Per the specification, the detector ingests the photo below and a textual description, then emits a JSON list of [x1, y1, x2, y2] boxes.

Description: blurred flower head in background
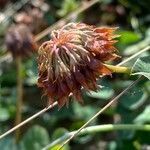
[[14, 7, 46, 34], [38, 22, 119, 107], [5, 24, 36, 58]]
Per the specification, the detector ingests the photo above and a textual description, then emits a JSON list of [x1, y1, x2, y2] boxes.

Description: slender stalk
[[104, 64, 131, 74], [0, 102, 58, 140], [0, 44, 147, 140], [0, 0, 100, 64], [58, 76, 142, 150], [43, 124, 150, 150], [117, 46, 150, 66], [0, 0, 148, 144], [15, 56, 23, 142], [0, 73, 143, 140]]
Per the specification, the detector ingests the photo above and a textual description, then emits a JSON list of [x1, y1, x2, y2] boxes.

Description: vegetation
[[0, 0, 150, 150]]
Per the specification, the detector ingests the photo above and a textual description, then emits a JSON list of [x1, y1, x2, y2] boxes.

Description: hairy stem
[[15, 56, 23, 142], [104, 64, 131, 74]]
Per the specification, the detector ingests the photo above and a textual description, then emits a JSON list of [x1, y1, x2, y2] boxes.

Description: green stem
[[15, 56, 23, 142], [43, 124, 150, 150], [104, 64, 131, 74]]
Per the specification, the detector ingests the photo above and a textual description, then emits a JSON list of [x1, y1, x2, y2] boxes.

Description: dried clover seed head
[[5, 24, 36, 58], [14, 8, 45, 34], [38, 22, 119, 107]]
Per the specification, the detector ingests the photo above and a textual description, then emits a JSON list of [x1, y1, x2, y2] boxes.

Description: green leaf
[[52, 128, 68, 140], [117, 105, 139, 123], [87, 88, 114, 100], [53, 105, 74, 120], [131, 56, 150, 80], [134, 105, 150, 124], [119, 86, 147, 110], [57, 0, 78, 17], [73, 102, 97, 121], [107, 141, 117, 150], [118, 30, 141, 45], [0, 107, 10, 121], [0, 137, 17, 150], [20, 125, 49, 150], [50, 144, 70, 150], [87, 80, 114, 100], [51, 128, 70, 150]]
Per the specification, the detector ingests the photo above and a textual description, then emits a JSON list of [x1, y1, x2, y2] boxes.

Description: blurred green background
[[0, 0, 150, 149]]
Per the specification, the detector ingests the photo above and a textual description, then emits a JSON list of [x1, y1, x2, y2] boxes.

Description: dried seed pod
[[5, 24, 36, 58], [14, 12, 33, 25], [38, 22, 119, 107], [14, 8, 46, 34]]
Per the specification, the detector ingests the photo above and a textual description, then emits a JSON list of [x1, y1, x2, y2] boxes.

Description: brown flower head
[[14, 8, 45, 34], [38, 22, 119, 107], [5, 24, 36, 58]]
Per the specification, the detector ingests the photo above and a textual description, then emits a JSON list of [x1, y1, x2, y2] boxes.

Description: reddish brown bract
[[38, 23, 119, 107]]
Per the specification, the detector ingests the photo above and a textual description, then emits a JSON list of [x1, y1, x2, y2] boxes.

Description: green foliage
[[87, 87, 114, 100], [20, 125, 50, 150], [119, 86, 147, 110], [86, 80, 114, 100], [50, 144, 70, 150], [51, 128, 70, 150], [118, 30, 141, 46], [0, 107, 10, 122], [134, 105, 150, 124], [25, 58, 38, 85], [0, 0, 150, 150], [52, 128, 68, 140], [57, 0, 78, 17], [0, 137, 17, 150], [72, 102, 98, 121], [131, 56, 150, 80]]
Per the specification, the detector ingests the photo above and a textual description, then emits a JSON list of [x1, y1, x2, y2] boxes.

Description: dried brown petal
[[37, 22, 119, 107]]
